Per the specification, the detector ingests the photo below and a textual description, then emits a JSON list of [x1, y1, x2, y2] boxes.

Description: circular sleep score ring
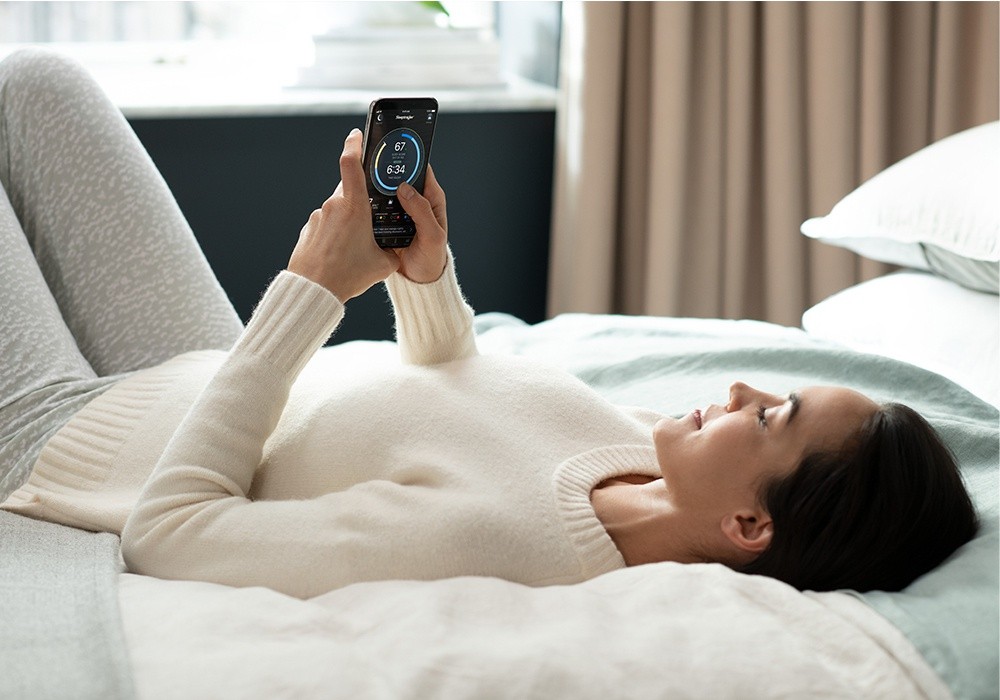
[[371, 127, 424, 196]]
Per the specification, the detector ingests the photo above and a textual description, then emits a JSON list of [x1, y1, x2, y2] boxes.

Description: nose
[[726, 381, 757, 411], [727, 381, 786, 413]]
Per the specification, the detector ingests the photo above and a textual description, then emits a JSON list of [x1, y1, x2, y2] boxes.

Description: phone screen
[[362, 97, 438, 248]]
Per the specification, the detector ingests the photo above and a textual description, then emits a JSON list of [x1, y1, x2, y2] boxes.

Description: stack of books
[[295, 27, 504, 90]]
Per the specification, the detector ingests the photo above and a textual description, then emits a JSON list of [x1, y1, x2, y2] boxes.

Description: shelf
[[114, 75, 558, 120]]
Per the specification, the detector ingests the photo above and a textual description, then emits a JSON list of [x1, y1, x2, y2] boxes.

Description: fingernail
[[397, 182, 414, 199]]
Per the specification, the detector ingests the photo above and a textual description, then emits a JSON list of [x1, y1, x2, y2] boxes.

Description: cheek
[[656, 420, 758, 491], [653, 417, 721, 489]]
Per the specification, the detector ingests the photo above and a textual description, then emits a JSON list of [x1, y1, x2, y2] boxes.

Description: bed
[[2, 125, 997, 699]]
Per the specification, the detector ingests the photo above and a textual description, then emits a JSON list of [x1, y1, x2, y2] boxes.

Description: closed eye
[[756, 404, 767, 427]]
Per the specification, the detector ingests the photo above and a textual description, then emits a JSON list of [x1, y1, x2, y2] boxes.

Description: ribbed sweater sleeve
[[120, 270, 347, 597], [384, 247, 478, 364]]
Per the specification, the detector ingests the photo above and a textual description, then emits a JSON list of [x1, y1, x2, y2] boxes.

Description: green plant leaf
[[419, 1, 450, 18]]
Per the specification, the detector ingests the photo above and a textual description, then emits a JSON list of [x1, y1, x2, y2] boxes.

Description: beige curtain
[[548, 1, 1000, 326]]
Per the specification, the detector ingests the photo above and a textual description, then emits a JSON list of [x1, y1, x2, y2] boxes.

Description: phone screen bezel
[[361, 97, 438, 248]]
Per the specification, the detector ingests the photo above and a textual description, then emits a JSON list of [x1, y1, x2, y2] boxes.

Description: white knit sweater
[[3, 254, 662, 599]]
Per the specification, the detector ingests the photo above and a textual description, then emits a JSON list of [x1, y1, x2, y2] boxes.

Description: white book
[[314, 40, 500, 64], [295, 62, 506, 90], [313, 27, 492, 43], [312, 29, 500, 64]]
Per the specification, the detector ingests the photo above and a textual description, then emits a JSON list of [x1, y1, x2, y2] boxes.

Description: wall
[[130, 109, 555, 343]]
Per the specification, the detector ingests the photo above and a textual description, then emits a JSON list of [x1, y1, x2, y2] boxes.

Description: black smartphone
[[361, 97, 438, 248]]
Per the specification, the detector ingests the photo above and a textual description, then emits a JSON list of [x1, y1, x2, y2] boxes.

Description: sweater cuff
[[384, 248, 475, 360], [230, 270, 344, 378]]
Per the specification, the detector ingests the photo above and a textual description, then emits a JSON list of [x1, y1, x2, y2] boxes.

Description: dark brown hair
[[739, 403, 978, 592]]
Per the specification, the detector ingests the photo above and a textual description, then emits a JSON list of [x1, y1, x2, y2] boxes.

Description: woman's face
[[653, 382, 879, 518]]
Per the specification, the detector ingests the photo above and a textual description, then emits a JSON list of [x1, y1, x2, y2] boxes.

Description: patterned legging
[[0, 49, 243, 500]]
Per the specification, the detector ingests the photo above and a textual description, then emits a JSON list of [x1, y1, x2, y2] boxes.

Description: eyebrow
[[787, 392, 801, 426]]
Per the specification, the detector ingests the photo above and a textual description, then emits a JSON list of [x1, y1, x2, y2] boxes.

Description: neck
[[591, 478, 705, 567]]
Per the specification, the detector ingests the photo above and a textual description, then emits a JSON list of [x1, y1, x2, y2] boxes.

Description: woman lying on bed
[[0, 48, 977, 600]]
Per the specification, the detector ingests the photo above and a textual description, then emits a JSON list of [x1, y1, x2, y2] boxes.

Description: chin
[[653, 416, 673, 435], [652, 418, 671, 455], [653, 415, 691, 447], [652, 418, 677, 481]]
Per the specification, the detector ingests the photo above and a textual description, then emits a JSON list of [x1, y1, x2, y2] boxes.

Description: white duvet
[[119, 561, 949, 699]]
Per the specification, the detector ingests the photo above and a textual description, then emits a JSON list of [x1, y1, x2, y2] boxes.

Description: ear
[[720, 511, 773, 555]]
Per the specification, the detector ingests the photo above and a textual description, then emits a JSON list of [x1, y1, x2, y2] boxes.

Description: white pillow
[[802, 271, 999, 407], [801, 122, 999, 293]]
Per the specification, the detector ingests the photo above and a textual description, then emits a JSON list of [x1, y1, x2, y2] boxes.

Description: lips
[[693, 409, 702, 429]]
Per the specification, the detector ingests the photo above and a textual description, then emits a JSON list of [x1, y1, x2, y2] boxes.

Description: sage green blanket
[[476, 311, 999, 700], [0, 510, 134, 699]]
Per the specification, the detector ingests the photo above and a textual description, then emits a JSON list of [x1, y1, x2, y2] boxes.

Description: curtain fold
[[549, 1, 999, 326]]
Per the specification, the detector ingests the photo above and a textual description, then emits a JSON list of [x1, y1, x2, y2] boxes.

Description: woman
[[0, 49, 977, 599]]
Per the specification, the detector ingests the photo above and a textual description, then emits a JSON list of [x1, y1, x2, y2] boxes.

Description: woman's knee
[[0, 47, 100, 105]]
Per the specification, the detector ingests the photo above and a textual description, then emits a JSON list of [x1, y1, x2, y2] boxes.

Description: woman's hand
[[394, 165, 448, 283], [286, 129, 400, 301]]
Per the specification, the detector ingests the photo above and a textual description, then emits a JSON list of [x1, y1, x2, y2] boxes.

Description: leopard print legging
[[0, 48, 243, 500]]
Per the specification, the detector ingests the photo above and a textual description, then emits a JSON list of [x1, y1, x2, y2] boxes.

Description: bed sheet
[[118, 312, 998, 700]]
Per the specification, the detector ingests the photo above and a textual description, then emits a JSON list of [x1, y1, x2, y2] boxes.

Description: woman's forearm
[[385, 247, 478, 365], [120, 271, 343, 588]]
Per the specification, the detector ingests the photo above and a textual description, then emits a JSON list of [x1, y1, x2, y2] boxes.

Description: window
[[0, 1, 560, 101]]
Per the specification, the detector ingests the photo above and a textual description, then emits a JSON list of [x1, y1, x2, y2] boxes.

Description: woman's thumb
[[397, 182, 432, 224]]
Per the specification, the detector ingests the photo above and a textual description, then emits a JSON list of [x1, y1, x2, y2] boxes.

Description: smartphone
[[361, 97, 438, 248]]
